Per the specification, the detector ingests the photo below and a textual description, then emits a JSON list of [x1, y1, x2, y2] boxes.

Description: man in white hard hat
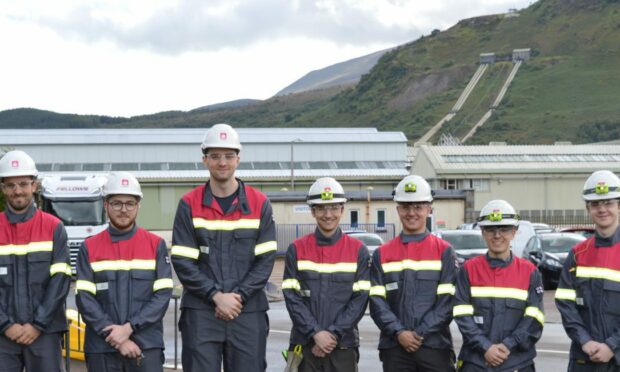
[[556, 170, 620, 371], [75, 171, 173, 371], [282, 177, 370, 372], [370, 175, 457, 372], [0, 150, 71, 371], [454, 199, 544, 372], [171, 123, 277, 372]]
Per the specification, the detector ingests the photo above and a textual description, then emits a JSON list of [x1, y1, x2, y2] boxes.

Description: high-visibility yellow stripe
[[470, 286, 528, 301], [353, 280, 371, 292], [153, 278, 174, 291], [193, 218, 260, 231], [577, 266, 620, 283], [50, 263, 72, 276], [453, 304, 474, 316], [370, 286, 386, 297], [555, 288, 577, 301], [381, 259, 441, 273], [297, 260, 357, 273], [282, 278, 301, 291], [255, 241, 277, 256], [170, 245, 200, 260], [76, 280, 97, 295], [525, 306, 545, 325], [0, 241, 53, 255], [91, 259, 156, 272], [437, 283, 455, 296]]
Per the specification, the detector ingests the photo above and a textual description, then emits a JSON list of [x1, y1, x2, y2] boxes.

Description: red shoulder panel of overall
[[184, 184, 265, 220], [465, 255, 535, 290], [294, 233, 361, 264], [379, 234, 449, 265], [0, 210, 60, 244], [573, 237, 620, 270], [85, 227, 159, 263]]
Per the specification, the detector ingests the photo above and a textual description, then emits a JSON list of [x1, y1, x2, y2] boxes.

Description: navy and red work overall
[[0, 204, 71, 372], [370, 232, 457, 372], [171, 180, 277, 372], [282, 228, 370, 372], [75, 225, 173, 372], [556, 227, 620, 371], [453, 253, 544, 372]]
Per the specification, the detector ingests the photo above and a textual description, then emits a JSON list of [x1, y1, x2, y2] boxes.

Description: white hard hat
[[103, 172, 143, 199], [0, 150, 38, 179], [478, 199, 519, 227], [201, 123, 242, 152], [393, 175, 433, 203], [307, 177, 347, 205], [582, 170, 620, 201]]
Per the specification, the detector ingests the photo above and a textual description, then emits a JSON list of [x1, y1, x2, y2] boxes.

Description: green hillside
[[1, 0, 620, 144]]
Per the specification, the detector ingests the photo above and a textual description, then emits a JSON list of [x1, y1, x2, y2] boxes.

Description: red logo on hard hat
[[219, 132, 227, 140], [121, 179, 129, 187], [11, 160, 19, 168]]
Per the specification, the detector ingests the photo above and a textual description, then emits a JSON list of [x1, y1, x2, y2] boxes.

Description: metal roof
[[416, 144, 620, 174], [0, 128, 406, 145]]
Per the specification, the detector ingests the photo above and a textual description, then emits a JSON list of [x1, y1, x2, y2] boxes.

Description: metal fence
[[518, 211, 594, 230], [275, 223, 397, 254]]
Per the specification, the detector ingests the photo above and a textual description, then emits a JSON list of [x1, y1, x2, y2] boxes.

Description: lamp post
[[290, 138, 303, 190], [366, 186, 374, 224]]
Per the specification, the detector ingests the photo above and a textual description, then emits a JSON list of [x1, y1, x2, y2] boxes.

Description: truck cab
[[40, 174, 108, 274]]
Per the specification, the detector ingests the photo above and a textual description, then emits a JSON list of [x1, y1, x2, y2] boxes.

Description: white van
[[511, 220, 536, 258]]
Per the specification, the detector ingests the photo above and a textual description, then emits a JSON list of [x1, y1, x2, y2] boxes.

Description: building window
[[472, 179, 490, 192], [350, 210, 359, 228], [377, 210, 386, 228], [440, 179, 458, 190]]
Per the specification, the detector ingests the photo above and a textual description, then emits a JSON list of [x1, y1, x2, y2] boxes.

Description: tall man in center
[[283, 177, 370, 372], [171, 123, 277, 372], [370, 175, 457, 372]]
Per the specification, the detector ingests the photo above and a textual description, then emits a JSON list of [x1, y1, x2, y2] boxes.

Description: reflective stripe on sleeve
[[193, 218, 260, 231], [0, 241, 53, 255], [282, 278, 301, 291], [370, 286, 387, 298], [525, 306, 545, 325], [91, 259, 156, 272], [453, 304, 474, 317], [437, 283, 455, 296], [577, 266, 620, 283], [470, 286, 528, 301], [170, 245, 200, 260], [555, 288, 577, 301], [381, 259, 441, 273], [352, 280, 371, 292], [50, 262, 72, 276], [297, 260, 357, 273], [153, 278, 174, 291], [255, 241, 277, 256], [76, 280, 97, 295]]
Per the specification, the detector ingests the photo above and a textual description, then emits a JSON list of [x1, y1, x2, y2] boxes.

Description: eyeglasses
[[205, 153, 238, 161], [312, 204, 342, 214], [397, 203, 430, 213], [587, 199, 619, 209], [1, 180, 34, 191], [109, 201, 139, 211], [482, 226, 515, 235]]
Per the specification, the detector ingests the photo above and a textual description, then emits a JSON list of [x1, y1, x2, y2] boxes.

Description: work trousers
[[0, 332, 64, 372], [568, 359, 620, 372], [298, 346, 358, 372], [180, 308, 269, 372], [379, 345, 456, 372], [85, 349, 164, 372], [458, 361, 535, 372]]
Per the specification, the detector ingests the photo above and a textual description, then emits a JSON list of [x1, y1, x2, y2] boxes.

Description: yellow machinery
[[63, 308, 86, 361]]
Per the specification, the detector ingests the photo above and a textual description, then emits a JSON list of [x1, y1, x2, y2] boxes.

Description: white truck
[[40, 174, 109, 274]]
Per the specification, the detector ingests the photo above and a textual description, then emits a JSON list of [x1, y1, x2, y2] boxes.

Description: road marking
[[538, 349, 569, 355], [270, 329, 290, 334]]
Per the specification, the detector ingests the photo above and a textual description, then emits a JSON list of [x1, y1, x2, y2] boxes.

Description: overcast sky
[[0, 0, 534, 117]]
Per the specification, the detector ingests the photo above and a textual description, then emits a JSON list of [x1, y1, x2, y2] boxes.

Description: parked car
[[522, 232, 586, 289], [511, 220, 537, 258], [433, 230, 487, 265], [560, 226, 595, 238], [343, 230, 384, 255], [532, 222, 555, 234]]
